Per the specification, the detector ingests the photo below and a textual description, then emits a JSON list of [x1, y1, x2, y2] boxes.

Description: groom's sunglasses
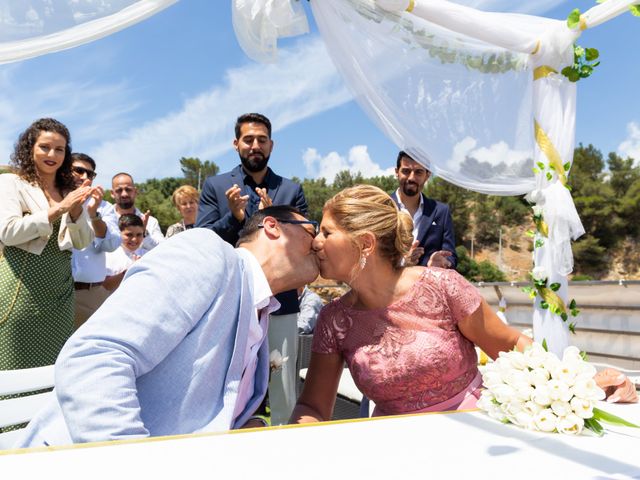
[[259, 218, 319, 239]]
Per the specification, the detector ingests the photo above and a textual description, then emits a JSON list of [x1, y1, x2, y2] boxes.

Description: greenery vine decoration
[[562, 1, 638, 82], [522, 267, 580, 333], [523, 202, 581, 333], [348, 0, 527, 75]]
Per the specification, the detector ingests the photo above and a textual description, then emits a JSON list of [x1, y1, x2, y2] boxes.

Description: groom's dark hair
[[236, 205, 303, 246]]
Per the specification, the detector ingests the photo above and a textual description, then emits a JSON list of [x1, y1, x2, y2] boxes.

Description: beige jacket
[[0, 173, 93, 255]]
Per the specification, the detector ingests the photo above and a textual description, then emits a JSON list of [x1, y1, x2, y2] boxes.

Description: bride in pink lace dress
[[291, 185, 637, 423]]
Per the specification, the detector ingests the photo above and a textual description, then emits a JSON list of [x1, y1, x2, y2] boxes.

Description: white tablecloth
[[1, 402, 638, 478]]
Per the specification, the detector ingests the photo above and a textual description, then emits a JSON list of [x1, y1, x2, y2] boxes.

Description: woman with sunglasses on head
[[0, 118, 94, 372], [291, 185, 637, 424]]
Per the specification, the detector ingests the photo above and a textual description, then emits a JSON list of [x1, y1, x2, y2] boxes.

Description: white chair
[[0, 365, 55, 449]]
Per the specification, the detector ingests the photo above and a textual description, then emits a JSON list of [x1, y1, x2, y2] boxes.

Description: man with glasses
[[197, 113, 310, 425], [109, 172, 164, 253], [16, 206, 320, 447], [70, 153, 121, 328]]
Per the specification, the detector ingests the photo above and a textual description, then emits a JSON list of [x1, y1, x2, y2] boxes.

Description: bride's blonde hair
[[323, 184, 414, 269]]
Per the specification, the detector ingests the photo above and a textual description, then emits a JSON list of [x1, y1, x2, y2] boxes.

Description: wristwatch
[[90, 211, 101, 221]]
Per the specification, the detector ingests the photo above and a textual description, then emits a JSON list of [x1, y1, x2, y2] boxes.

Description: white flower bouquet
[[478, 343, 639, 435]]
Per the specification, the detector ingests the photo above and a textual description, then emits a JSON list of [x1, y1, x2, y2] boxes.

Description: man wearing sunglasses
[[196, 113, 310, 425], [109, 172, 164, 253], [16, 206, 319, 447], [70, 153, 121, 328]]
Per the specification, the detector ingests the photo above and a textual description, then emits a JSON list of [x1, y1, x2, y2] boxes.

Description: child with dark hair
[[103, 214, 146, 291]]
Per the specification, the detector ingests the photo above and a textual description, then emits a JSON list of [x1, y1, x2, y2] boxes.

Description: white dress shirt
[[232, 247, 280, 424], [71, 200, 121, 283], [394, 188, 425, 241]]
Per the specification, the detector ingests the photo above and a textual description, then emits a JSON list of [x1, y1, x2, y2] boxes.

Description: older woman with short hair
[[166, 185, 199, 238]]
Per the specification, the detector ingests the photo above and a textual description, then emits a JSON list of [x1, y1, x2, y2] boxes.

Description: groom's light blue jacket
[[16, 228, 274, 447]]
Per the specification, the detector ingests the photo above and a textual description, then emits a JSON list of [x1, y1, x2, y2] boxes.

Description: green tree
[[426, 177, 472, 246], [455, 246, 506, 282], [300, 177, 335, 223], [333, 170, 364, 189], [364, 175, 397, 194], [607, 152, 639, 198], [572, 234, 608, 276], [180, 157, 219, 190]]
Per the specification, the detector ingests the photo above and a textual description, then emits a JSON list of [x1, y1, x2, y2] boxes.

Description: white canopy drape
[[0, 0, 176, 64], [232, 0, 637, 355]]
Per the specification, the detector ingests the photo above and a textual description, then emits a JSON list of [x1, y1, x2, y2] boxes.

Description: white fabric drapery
[[231, 0, 636, 356], [231, 0, 310, 63], [0, 0, 176, 64]]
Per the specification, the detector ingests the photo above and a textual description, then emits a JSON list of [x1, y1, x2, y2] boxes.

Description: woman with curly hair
[[0, 118, 94, 371]]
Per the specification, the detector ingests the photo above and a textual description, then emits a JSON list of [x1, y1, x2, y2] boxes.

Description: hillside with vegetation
[[4, 144, 637, 281], [107, 145, 640, 281]]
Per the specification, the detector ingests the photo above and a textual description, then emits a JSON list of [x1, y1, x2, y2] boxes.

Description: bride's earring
[[359, 254, 368, 270]]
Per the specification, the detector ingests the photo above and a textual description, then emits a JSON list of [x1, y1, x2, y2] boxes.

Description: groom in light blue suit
[[15, 206, 319, 448]]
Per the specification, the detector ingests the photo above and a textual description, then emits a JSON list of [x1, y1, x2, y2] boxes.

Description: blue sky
[[0, 0, 638, 190]]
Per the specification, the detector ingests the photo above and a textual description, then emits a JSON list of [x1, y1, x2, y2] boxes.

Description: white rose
[[492, 384, 516, 404], [513, 381, 535, 402], [532, 205, 544, 217], [550, 363, 578, 386], [523, 400, 544, 416], [534, 408, 559, 432], [504, 350, 527, 371], [524, 343, 548, 369], [532, 385, 552, 406], [562, 346, 583, 363], [513, 411, 536, 430], [481, 369, 503, 389], [557, 413, 584, 435], [529, 367, 551, 387], [503, 369, 529, 387], [572, 378, 606, 401], [525, 189, 545, 205], [531, 266, 548, 282], [502, 400, 524, 417], [548, 379, 573, 402], [570, 397, 595, 419], [550, 400, 572, 417], [269, 349, 289, 372]]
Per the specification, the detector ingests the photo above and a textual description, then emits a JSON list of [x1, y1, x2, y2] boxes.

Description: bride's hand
[[594, 368, 638, 403]]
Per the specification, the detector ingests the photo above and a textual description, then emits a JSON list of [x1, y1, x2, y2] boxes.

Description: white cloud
[[88, 36, 351, 185], [0, 35, 351, 185], [0, 64, 140, 166], [449, 136, 531, 166], [303, 145, 395, 184], [618, 121, 640, 166]]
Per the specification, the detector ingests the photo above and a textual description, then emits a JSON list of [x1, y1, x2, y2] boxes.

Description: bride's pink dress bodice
[[313, 268, 482, 415]]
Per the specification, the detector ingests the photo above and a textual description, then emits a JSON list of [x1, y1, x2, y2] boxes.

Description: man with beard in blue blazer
[[390, 151, 457, 269], [196, 113, 308, 425]]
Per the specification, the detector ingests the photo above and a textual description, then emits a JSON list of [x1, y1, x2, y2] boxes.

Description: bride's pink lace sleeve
[[311, 300, 345, 354], [439, 269, 483, 324]]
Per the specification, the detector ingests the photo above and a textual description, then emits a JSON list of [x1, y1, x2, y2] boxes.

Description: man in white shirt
[[15, 205, 319, 447], [70, 153, 121, 329], [108, 172, 164, 253]]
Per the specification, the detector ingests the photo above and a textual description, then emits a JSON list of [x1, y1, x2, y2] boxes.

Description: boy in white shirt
[[104, 214, 146, 291]]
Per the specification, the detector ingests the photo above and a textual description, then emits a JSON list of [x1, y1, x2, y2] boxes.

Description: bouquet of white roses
[[478, 342, 639, 436]]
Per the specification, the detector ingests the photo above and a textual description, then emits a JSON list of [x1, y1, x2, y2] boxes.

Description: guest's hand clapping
[[256, 187, 272, 210], [225, 184, 249, 222]]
